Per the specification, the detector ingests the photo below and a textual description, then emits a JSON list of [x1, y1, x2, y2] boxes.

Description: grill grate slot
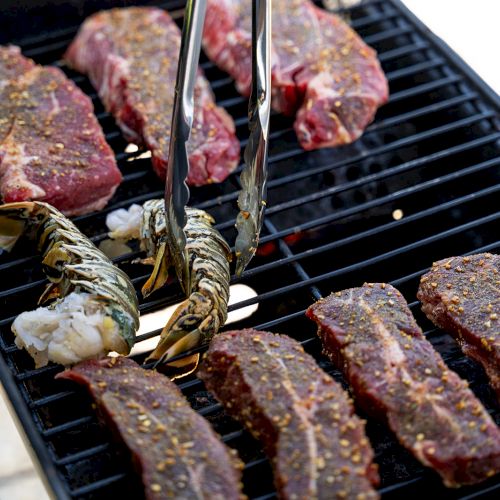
[[0, 1, 499, 499]]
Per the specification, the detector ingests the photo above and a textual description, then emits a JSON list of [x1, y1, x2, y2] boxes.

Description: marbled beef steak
[[307, 283, 500, 487], [65, 7, 240, 186], [58, 357, 244, 500], [199, 329, 380, 500], [203, 0, 388, 150], [418, 253, 500, 401], [0, 46, 121, 216]]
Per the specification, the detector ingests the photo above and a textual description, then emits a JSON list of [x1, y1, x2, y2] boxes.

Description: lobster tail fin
[[0, 202, 36, 252], [141, 242, 170, 298]]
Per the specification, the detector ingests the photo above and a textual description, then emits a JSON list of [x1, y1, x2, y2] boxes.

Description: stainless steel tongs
[[165, 0, 272, 289]]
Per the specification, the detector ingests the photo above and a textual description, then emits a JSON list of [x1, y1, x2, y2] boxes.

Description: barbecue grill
[[0, 0, 499, 498]]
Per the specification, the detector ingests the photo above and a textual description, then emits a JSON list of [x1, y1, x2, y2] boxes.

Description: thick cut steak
[[57, 357, 243, 500], [65, 7, 240, 186], [307, 283, 500, 487], [418, 254, 500, 400], [198, 329, 380, 500], [203, 0, 388, 150], [0, 46, 121, 216]]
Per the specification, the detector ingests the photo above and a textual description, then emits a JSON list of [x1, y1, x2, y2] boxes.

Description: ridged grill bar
[[0, 0, 499, 499]]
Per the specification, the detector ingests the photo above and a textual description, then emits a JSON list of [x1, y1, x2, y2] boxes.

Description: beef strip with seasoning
[[203, 0, 388, 151], [418, 253, 500, 400], [57, 356, 244, 500], [307, 283, 500, 487], [65, 7, 240, 186], [198, 329, 380, 500], [0, 46, 121, 216]]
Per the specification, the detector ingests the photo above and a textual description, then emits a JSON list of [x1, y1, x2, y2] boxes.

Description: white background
[[0, 1, 498, 499], [402, 0, 500, 93]]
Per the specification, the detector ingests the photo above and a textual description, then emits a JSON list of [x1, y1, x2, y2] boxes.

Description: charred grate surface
[[0, 1, 499, 499]]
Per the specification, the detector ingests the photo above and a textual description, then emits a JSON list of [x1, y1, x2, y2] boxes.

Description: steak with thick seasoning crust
[[0, 46, 121, 216], [57, 357, 244, 500], [418, 253, 500, 400], [307, 283, 500, 487], [198, 329, 379, 500], [65, 7, 240, 186], [203, 0, 388, 150]]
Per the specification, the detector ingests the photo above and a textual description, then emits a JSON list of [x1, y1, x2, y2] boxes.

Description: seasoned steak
[[307, 283, 500, 487], [198, 329, 380, 500], [65, 7, 240, 186], [418, 253, 500, 400], [57, 357, 243, 500], [203, 0, 388, 150], [0, 45, 36, 84], [0, 46, 121, 216]]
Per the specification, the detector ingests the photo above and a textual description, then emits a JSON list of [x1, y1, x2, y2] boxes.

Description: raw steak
[[203, 0, 388, 150], [418, 253, 500, 400], [307, 283, 500, 487], [198, 329, 380, 500], [57, 357, 243, 500], [0, 45, 36, 84], [65, 7, 240, 186], [0, 46, 121, 216]]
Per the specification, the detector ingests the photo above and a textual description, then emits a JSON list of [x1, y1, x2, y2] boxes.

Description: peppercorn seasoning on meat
[[203, 0, 388, 151], [198, 329, 380, 500], [57, 357, 244, 500], [0, 45, 36, 83], [65, 7, 240, 186], [418, 253, 500, 401], [306, 283, 500, 487], [0, 46, 122, 216]]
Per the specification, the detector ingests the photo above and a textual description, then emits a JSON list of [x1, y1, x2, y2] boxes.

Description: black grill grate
[[0, 1, 499, 499]]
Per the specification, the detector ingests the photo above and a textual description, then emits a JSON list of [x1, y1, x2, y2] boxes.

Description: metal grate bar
[[55, 443, 111, 467], [197, 117, 498, 214], [387, 75, 462, 103], [241, 183, 500, 281], [222, 239, 500, 350], [225, 211, 500, 312], [264, 219, 322, 301], [384, 57, 445, 80], [255, 146, 500, 245], [42, 416, 94, 438], [216, 114, 496, 229], [69, 473, 127, 497], [377, 40, 429, 62], [362, 26, 412, 45], [367, 92, 478, 132], [29, 391, 74, 409]]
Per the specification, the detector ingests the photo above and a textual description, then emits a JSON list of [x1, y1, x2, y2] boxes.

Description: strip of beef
[[418, 253, 500, 400], [306, 283, 500, 487], [0, 46, 121, 216], [203, 0, 388, 151], [65, 7, 240, 186], [0, 45, 36, 84], [198, 329, 379, 500], [57, 357, 243, 500]]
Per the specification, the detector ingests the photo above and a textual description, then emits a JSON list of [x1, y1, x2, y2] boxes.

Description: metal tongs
[[165, 0, 271, 290]]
